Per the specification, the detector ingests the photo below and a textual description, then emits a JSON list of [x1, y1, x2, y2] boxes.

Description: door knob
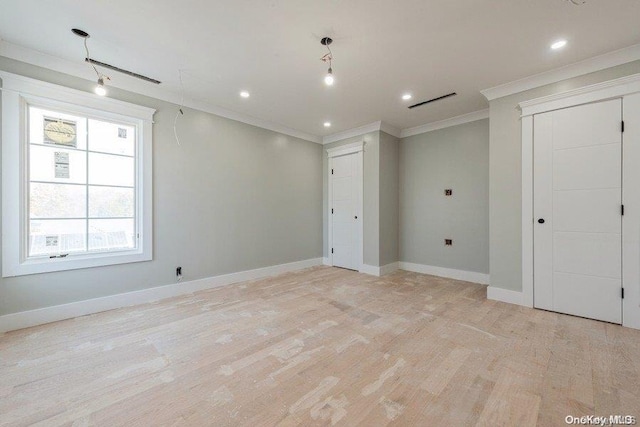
[[538, 218, 545, 224]]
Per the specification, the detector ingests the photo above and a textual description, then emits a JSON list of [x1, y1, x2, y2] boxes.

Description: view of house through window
[[28, 105, 137, 257]]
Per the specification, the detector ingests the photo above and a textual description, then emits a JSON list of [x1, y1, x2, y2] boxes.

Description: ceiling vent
[[408, 92, 457, 109]]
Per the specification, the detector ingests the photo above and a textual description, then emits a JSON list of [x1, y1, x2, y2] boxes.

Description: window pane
[[89, 186, 134, 218], [29, 219, 87, 256], [88, 119, 135, 156], [89, 219, 135, 251], [30, 145, 87, 184], [29, 106, 87, 150], [88, 153, 134, 187], [30, 183, 86, 219]]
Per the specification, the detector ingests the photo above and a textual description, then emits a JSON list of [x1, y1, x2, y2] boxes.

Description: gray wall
[[379, 131, 399, 266], [323, 132, 380, 266], [489, 60, 640, 292], [400, 119, 489, 274], [0, 56, 323, 316]]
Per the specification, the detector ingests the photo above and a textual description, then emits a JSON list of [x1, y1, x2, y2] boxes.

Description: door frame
[[327, 141, 364, 272], [519, 72, 640, 329]]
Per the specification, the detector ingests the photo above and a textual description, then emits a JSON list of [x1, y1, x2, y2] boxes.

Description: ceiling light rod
[[408, 92, 457, 109], [85, 58, 162, 84], [321, 37, 334, 86]]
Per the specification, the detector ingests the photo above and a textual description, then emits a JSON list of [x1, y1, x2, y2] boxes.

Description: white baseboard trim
[[486, 286, 525, 306], [380, 262, 399, 276], [359, 264, 380, 276], [322, 257, 331, 266], [359, 262, 399, 277], [398, 262, 490, 285], [0, 258, 323, 333]]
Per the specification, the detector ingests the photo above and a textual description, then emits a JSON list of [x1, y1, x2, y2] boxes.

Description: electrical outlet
[[445, 189, 453, 196], [445, 239, 453, 246]]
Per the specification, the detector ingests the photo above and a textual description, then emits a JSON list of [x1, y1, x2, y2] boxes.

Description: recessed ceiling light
[[402, 94, 412, 100], [240, 91, 250, 98], [551, 39, 567, 50], [324, 122, 331, 128]]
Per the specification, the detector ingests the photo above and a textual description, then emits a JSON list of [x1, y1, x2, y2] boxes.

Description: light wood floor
[[1, 266, 639, 426]]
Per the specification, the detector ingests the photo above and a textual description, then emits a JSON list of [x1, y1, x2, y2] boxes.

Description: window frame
[[1, 71, 155, 277]]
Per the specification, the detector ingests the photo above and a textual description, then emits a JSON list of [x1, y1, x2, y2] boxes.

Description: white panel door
[[533, 99, 622, 324], [331, 152, 360, 270]]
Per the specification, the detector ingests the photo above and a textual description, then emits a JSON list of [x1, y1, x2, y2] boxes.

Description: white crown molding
[[323, 121, 383, 144], [481, 43, 640, 101], [518, 72, 640, 117], [380, 122, 401, 138], [0, 257, 322, 333], [323, 110, 489, 144], [0, 40, 322, 144], [400, 109, 489, 138]]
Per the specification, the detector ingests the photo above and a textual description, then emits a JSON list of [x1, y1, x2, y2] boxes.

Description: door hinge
[[622, 288, 625, 299], [621, 121, 625, 133], [331, 168, 334, 175], [331, 208, 334, 214], [331, 248, 334, 254], [622, 205, 625, 216]]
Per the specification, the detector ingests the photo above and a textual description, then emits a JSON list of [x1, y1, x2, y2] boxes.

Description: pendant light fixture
[[94, 77, 107, 96], [72, 28, 111, 96], [321, 37, 334, 86]]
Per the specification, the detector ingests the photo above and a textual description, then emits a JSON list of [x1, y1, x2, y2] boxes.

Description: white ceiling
[[1, 0, 639, 140]]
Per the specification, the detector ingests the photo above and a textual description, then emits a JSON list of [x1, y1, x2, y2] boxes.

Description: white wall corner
[[486, 286, 526, 307], [398, 262, 490, 285], [0, 258, 323, 333], [399, 109, 489, 138], [322, 257, 331, 266], [480, 43, 640, 101]]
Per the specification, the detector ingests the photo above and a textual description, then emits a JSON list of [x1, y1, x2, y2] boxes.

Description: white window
[[1, 71, 154, 277]]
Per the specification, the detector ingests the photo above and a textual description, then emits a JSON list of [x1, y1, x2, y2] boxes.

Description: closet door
[[533, 99, 622, 324], [330, 152, 361, 270]]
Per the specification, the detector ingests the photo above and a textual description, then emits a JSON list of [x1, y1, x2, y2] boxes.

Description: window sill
[[2, 250, 152, 277]]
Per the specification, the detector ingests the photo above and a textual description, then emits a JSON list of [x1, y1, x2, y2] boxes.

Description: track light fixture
[[321, 37, 334, 86], [72, 28, 111, 96]]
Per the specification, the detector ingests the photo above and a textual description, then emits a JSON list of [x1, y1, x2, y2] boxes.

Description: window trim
[[1, 71, 155, 277]]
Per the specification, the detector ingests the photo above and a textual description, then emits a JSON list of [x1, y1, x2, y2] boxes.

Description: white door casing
[[533, 99, 622, 324], [622, 93, 640, 329], [327, 142, 363, 271]]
